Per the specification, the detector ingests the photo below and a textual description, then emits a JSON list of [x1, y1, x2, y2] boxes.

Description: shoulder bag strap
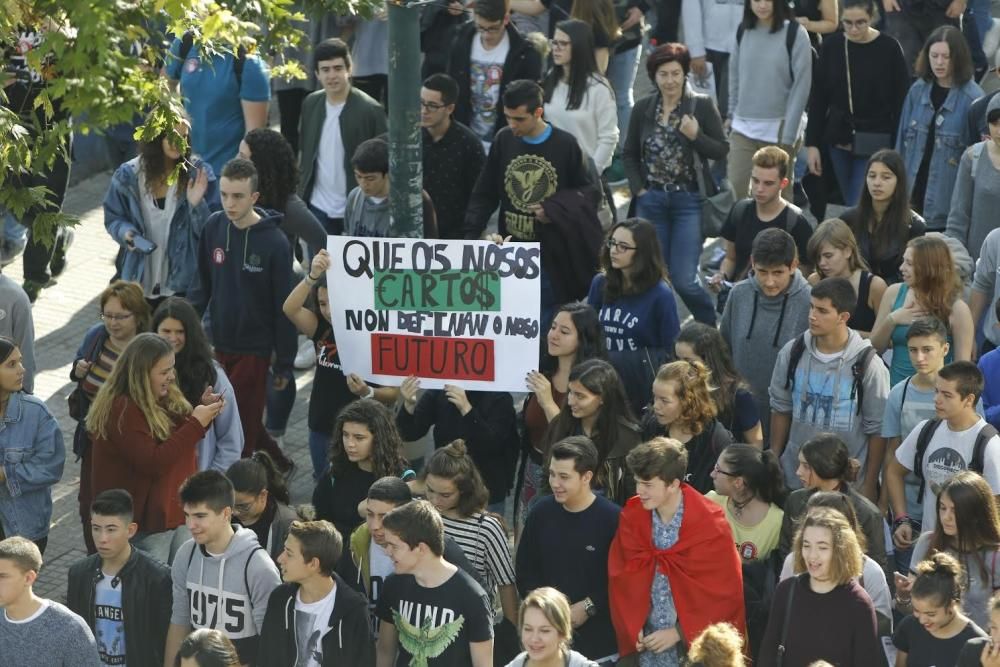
[[776, 574, 799, 667], [844, 37, 855, 125]]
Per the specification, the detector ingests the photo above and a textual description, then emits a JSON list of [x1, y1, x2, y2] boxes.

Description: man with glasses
[[420, 74, 486, 239], [447, 0, 542, 152]]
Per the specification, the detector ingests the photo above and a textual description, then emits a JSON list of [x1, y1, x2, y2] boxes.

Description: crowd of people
[[7, 0, 1000, 665]]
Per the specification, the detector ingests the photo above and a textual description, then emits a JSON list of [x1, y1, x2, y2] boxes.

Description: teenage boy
[[343, 138, 437, 238], [464, 79, 601, 319], [374, 500, 494, 667], [188, 158, 296, 468], [888, 361, 1000, 549], [299, 38, 387, 239], [164, 471, 281, 667], [258, 520, 374, 666], [338, 477, 479, 635], [447, 0, 543, 151], [881, 317, 968, 569], [0, 536, 101, 666], [719, 228, 812, 433], [516, 436, 620, 663], [711, 146, 813, 287], [421, 74, 487, 239], [769, 277, 890, 500], [67, 489, 172, 667], [608, 438, 745, 663]]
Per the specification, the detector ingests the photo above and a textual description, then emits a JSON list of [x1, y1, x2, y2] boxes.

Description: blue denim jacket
[[896, 78, 982, 230], [103, 156, 218, 293], [0, 392, 66, 540]]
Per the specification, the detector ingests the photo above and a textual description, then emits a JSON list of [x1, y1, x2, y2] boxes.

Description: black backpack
[[912, 419, 999, 503], [782, 333, 878, 416], [736, 20, 818, 83], [178, 31, 247, 90]]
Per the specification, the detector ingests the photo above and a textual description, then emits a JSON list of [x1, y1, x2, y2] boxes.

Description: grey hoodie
[[170, 526, 281, 665], [769, 330, 890, 489], [344, 186, 391, 237], [972, 227, 1000, 347], [720, 269, 812, 429]]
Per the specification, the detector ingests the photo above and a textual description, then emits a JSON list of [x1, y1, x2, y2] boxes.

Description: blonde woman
[[87, 333, 223, 549], [759, 507, 881, 665], [687, 622, 747, 667], [806, 218, 887, 336], [505, 587, 599, 667]]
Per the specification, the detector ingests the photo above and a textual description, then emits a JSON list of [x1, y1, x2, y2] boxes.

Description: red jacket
[[608, 485, 746, 657], [90, 396, 204, 533]]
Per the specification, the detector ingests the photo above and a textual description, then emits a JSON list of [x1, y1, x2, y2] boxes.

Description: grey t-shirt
[[911, 531, 1000, 630]]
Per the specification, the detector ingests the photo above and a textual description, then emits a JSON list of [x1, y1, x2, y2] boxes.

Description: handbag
[[684, 96, 735, 238], [845, 38, 892, 157], [67, 332, 103, 422]]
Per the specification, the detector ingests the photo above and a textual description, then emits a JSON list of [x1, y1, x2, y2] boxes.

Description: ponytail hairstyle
[[719, 444, 787, 508], [654, 360, 717, 435], [800, 433, 861, 486], [804, 490, 868, 552], [912, 552, 965, 610], [423, 440, 490, 517], [225, 450, 291, 506]]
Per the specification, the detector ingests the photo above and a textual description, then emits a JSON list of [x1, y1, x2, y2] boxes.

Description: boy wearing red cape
[[608, 437, 746, 664]]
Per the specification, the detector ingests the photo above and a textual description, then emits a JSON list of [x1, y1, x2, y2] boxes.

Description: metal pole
[[386, 0, 423, 238]]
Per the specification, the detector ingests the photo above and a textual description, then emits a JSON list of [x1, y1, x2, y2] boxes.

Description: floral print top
[[642, 102, 696, 187], [640, 496, 685, 667]]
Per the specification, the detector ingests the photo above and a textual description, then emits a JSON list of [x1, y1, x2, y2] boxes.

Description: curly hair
[[654, 360, 717, 435], [676, 323, 748, 428], [330, 400, 410, 479], [242, 128, 299, 210], [687, 622, 746, 667]]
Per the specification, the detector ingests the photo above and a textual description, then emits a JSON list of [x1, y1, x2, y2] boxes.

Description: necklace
[[729, 494, 753, 519]]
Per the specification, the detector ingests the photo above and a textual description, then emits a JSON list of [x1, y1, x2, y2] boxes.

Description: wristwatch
[[583, 598, 597, 617]]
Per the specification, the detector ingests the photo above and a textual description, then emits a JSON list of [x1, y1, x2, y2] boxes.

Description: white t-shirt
[[367, 541, 394, 637], [137, 166, 178, 298], [4, 599, 49, 624], [310, 100, 347, 218], [469, 33, 509, 146], [294, 585, 337, 667], [895, 417, 1000, 531]]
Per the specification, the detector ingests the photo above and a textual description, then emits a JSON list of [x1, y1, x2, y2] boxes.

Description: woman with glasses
[[804, 0, 909, 207], [225, 451, 298, 562], [586, 219, 681, 415], [542, 20, 618, 178], [708, 444, 785, 563], [777, 433, 889, 579], [104, 117, 216, 308], [71, 280, 151, 554], [623, 42, 726, 326]]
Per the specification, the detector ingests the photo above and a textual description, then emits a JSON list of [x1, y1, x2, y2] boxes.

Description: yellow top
[[706, 490, 784, 562]]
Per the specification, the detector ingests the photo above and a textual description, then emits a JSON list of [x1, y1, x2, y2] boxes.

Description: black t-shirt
[[313, 463, 377, 541], [893, 615, 987, 667], [376, 568, 494, 667], [720, 200, 813, 279], [957, 636, 992, 666], [309, 325, 356, 433], [540, 0, 574, 36]]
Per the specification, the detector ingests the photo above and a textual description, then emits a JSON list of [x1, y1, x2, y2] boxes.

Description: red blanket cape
[[608, 486, 746, 657]]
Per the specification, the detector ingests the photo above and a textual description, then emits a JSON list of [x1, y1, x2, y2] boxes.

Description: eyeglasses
[[100, 312, 134, 322], [713, 464, 739, 477], [233, 501, 255, 514], [419, 100, 447, 111], [549, 38, 571, 50], [606, 239, 637, 252], [475, 21, 504, 34], [841, 18, 869, 29]]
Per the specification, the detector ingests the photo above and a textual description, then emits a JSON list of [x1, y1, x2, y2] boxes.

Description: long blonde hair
[[86, 333, 191, 442]]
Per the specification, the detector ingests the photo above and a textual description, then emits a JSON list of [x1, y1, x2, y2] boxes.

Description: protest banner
[[327, 237, 542, 391]]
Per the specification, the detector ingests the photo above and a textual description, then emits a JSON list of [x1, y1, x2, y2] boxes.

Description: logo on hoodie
[[244, 253, 263, 273], [213, 248, 225, 265]]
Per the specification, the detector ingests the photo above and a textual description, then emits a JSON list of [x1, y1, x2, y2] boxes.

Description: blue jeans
[[635, 188, 716, 325], [265, 369, 296, 436], [828, 146, 869, 207], [308, 429, 332, 480], [606, 46, 641, 150], [306, 202, 343, 256]]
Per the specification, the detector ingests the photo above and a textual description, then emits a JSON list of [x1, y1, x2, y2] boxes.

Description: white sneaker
[[294, 337, 316, 369]]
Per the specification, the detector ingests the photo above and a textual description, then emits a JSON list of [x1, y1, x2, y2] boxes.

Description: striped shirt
[[441, 513, 516, 604], [81, 340, 121, 399]]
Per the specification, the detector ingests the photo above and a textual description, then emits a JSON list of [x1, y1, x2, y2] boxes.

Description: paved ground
[[14, 171, 324, 601]]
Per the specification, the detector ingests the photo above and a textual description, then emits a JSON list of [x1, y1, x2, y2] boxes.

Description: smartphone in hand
[[131, 235, 157, 254]]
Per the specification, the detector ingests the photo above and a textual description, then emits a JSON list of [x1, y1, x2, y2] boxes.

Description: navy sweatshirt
[[188, 209, 297, 372]]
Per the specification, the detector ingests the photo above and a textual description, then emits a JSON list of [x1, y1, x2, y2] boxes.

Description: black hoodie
[[188, 208, 297, 372], [257, 574, 375, 667]]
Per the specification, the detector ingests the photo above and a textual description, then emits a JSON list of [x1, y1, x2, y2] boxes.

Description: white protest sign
[[326, 236, 541, 391]]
